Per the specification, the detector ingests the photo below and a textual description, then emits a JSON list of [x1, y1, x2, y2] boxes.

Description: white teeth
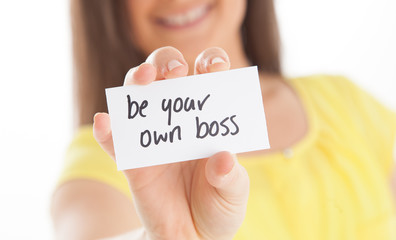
[[162, 6, 208, 27]]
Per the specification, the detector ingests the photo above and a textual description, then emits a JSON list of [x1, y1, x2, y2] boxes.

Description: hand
[[93, 47, 250, 240]]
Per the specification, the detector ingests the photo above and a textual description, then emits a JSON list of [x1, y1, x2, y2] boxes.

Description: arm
[[51, 180, 142, 240]]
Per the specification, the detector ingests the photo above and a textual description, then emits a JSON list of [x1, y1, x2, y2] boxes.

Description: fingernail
[[211, 57, 226, 65], [221, 153, 238, 179], [167, 59, 183, 71]]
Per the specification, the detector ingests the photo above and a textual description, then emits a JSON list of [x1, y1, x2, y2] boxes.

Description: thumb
[[205, 151, 250, 205]]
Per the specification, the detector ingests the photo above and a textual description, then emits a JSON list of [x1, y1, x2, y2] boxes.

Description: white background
[[0, 0, 395, 239]]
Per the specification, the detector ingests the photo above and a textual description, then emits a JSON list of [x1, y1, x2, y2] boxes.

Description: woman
[[52, 0, 396, 239]]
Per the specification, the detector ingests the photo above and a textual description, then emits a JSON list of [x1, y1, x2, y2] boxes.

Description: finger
[[205, 151, 249, 204], [194, 47, 231, 75], [93, 112, 115, 160], [124, 62, 157, 86], [146, 46, 189, 80]]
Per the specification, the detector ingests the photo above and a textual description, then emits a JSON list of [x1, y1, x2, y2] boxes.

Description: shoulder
[[289, 73, 396, 141], [58, 125, 131, 199], [289, 74, 395, 119], [63, 125, 117, 177], [291, 74, 396, 175], [289, 74, 359, 99]]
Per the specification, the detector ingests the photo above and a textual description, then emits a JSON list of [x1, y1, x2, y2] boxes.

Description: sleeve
[[56, 126, 132, 199], [336, 77, 396, 177]]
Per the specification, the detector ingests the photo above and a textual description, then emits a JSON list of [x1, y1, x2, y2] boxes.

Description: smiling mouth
[[156, 4, 213, 30]]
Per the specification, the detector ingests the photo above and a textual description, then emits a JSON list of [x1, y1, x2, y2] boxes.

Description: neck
[[225, 32, 251, 70]]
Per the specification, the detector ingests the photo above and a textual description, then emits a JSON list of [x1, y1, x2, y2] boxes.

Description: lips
[[156, 4, 212, 29]]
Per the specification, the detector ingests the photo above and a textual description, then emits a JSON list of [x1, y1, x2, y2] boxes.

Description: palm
[[124, 159, 242, 240]]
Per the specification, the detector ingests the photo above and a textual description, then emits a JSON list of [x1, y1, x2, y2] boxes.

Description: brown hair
[[71, 0, 281, 127]]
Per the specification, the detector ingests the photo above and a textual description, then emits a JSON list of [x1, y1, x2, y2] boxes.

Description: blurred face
[[127, 0, 247, 65]]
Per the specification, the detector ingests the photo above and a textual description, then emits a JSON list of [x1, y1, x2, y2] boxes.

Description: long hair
[[71, 0, 282, 127]]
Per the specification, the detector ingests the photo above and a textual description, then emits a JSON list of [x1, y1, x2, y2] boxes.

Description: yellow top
[[58, 75, 396, 239]]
